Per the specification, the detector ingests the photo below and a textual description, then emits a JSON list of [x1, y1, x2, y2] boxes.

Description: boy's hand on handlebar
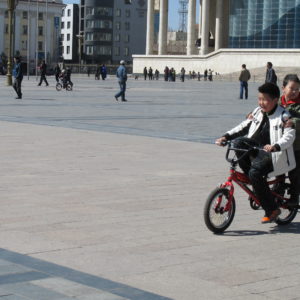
[[263, 144, 275, 152], [215, 137, 227, 146], [283, 119, 294, 128]]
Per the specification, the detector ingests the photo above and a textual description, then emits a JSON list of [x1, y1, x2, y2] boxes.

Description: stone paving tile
[[0, 282, 69, 300]]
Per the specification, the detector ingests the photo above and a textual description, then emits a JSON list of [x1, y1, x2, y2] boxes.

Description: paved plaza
[[0, 75, 300, 300]]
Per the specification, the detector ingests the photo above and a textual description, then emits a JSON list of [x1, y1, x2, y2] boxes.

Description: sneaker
[[261, 209, 281, 224], [114, 96, 118, 101], [121, 99, 127, 102]]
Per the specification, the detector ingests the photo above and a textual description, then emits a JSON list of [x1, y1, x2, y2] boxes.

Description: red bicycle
[[204, 141, 299, 234]]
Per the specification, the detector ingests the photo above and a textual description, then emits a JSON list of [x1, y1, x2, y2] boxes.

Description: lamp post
[[76, 31, 83, 73], [6, 0, 16, 86]]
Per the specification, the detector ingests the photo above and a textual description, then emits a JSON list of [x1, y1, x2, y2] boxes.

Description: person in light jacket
[[216, 83, 296, 224], [114, 60, 127, 102]]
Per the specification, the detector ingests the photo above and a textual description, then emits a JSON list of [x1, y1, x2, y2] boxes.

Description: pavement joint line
[[0, 248, 173, 300]]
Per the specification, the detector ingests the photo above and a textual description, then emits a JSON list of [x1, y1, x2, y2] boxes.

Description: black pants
[[39, 74, 48, 86], [233, 137, 277, 216], [13, 77, 22, 98]]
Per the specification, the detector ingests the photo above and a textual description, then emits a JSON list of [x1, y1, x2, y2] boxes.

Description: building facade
[[135, 0, 300, 75], [229, 0, 300, 49], [79, 0, 147, 64], [0, 0, 64, 73], [61, 4, 79, 62]]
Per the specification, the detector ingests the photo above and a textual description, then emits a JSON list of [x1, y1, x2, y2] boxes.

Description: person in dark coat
[[12, 56, 23, 99], [38, 60, 49, 86], [265, 62, 277, 85], [164, 66, 169, 81], [100, 64, 107, 80], [54, 64, 61, 82], [143, 67, 148, 80], [148, 67, 153, 80]]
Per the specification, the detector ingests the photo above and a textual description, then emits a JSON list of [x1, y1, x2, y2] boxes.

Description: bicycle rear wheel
[[276, 183, 298, 225], [204, 187, 236, 234], [66, 83, 72, 91]]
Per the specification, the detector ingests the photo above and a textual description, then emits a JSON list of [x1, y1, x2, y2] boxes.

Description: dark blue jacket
[[13, 62, 23, 79]]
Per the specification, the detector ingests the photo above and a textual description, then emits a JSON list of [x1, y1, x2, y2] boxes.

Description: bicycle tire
[[56, 83, 62, 91], [204, 187, 236, 234], [66, 84, 72, 91], [274, 184, 298, 225]]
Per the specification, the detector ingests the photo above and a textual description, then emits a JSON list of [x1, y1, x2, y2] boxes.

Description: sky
[[62, 0, 182, 31]]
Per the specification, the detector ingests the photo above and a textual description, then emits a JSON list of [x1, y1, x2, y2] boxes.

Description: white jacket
[[226, 105, 296, 177]]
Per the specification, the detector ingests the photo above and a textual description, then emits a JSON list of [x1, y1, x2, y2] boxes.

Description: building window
[[61, 22, 64, 29], [22, 40, 27, 50], [86, 45, 93, 55], [22, 25, 28, 35], [116, 22, 121, 30], [61, 34, 64, 41], [62, 8, 65, 16], [125, 34, 130, 43], [86, 32, 93, 41], [115, 47, 120, 56], [5, 24, 8, 34], [67, 33, 70, 41], [86, 20, 112, 29], [23, 11, 28, 19], [115, 34, 120, 42], [116, 9, 121, 17], [67, 22, 71, 29], [86, 7, 94, 15], [67, 46, 70, 54], [95, 7, 113, 16], [61, 46, 64, 54], [38, 26, 43, 36], [125, 22, 130, 30], [5, 10, 8, 18], [38, 41, 43, 51], [67, 9, 71, 16], [124, 47, 129, 56], [125, 9, 130, 17], [38, 12, 43, 20]]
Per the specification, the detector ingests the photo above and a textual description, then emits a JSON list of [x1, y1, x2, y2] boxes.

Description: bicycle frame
[[218, 166, 289, 212]]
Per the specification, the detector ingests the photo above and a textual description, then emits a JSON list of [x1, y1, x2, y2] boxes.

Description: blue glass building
[[229, 0, 300, 48]]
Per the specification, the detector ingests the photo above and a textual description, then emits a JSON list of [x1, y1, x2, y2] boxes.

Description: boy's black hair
[[267, 62, 273, 68], [258, 83, 280, 99], [242, 64, 246, 68], [282, 74, 300, 87]]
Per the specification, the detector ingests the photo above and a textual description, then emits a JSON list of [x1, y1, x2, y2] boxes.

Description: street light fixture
[[6, 0, 17, 86]]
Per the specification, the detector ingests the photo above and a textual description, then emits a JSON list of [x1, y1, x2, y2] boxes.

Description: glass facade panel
[[229, 0, 300, 48]]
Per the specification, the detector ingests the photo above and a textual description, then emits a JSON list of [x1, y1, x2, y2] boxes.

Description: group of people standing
[[239, 61, 278, 100], [143, 67, 159, 80], [95, 64, 107, 80]]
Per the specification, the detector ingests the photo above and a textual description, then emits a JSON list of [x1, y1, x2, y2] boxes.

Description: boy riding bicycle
[[216, 83, 296, 223]]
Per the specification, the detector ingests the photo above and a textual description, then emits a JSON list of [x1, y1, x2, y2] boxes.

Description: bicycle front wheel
[[66, 83, 72, 91], [204, 187, 236, 234], [56, 83, 62, 91]]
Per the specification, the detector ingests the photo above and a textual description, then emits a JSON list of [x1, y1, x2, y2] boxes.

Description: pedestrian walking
[[12, 56, 23, 99], [239, 64, 251, 100], [100, 64, 107, 80], [38, 60, 49, 86], [265, 62, 277, 85], [154, 69, 159, 80], [164, 66, 169, 81], [114, 60, 128, 102], [197, 72, 201, 81], [204, 69, 208, 81], [54, 63, 61, 83], [143, 67, 148, 80], [208, 69, 213, 81], [180, 67, 185, 82], [148, 67, 153, 80]]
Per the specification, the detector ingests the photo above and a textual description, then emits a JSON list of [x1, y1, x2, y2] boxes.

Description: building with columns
[[134, 0, 300, 75]]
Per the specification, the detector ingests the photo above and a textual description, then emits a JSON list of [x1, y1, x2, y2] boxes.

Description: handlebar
[[218, 140, 262, 164]]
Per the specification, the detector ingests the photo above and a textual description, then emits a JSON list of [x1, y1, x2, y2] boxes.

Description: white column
[[158, 0, 168, 55], [187, 0, 196, 55], [198, 0, 202, 38], [200, 0, 210, 55], [146, 0, 154, 55], [215, 0, 223, 50]]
